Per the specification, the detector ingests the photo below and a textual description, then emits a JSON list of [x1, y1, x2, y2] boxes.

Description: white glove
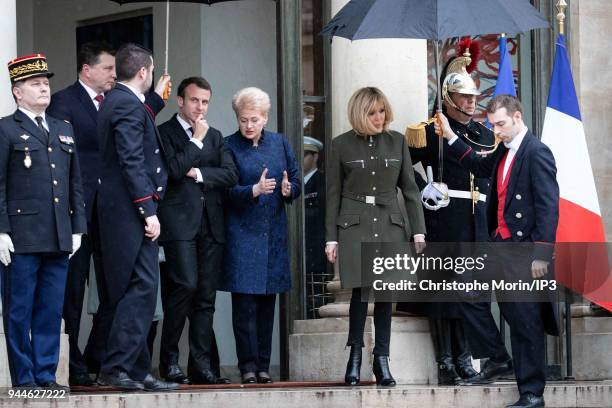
[[422, 182, 446, 203], [421, 166, 450, 211], [70, 234, 82, 259], [0, 233, 15, 266]]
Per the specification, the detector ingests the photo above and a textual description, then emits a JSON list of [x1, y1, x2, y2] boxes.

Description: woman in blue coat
[[221, 87, 301, 384]]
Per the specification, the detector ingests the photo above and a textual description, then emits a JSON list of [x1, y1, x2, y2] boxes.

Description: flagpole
[[555, 0, 574, 381], [557, 0, 567, 36]]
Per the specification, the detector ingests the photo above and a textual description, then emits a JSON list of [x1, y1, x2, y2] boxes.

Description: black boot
[[344, 346, 361, 385], [372, 355, 396, 387], [450, 319, 479, 382], [438, 357, 462, 385], [430, 318, 462, 385]]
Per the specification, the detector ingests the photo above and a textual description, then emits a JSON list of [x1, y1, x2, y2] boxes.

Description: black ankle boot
[[373, 355, 396, 387], [344, 346, 362, 385], [437, 357, 462, 385]]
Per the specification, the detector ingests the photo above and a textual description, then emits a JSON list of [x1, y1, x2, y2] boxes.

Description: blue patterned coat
[[221, 130, 301, 294]]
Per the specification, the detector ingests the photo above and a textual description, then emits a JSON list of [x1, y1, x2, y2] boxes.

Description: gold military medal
[[24, 147, 32, 168]]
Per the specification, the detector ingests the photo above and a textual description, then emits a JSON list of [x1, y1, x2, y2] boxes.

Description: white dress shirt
[[79, 79, 103, 111], [501, 126, 528, 183], [18, 107, 49, 132], [118, 82, 146, 103], [176, 114, 204, 183]]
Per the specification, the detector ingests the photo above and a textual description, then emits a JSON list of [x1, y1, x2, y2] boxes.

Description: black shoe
[[189, 368, 219, 385], [98, 371, 144, 390], [161, 364, 189, 384], [344, 346, 362, 386], [505, 392, 545, 408], [215, 377, 231, 384], [465, 358, 513, 385], [455, 358, 479, 382], [437, 358, 462, 385], [256, 371, 273, 384], [69, 372, 96, 387], [39, 381, 70, 391], [372, 355, 396, 387], [241, 372, 257, 384], [143, 374, 179, 391]]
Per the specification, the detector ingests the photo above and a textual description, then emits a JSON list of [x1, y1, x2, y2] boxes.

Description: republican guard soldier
[[0, 54, 86, 388], [405, 39, 511, 385]]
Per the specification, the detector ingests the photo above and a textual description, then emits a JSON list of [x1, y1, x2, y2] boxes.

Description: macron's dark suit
[[157, 115, 237, 374], [0, 109, 86, 386], [449, 130, 560, 397], [96, 83, 167, 380], [47, 81, 165, 376]]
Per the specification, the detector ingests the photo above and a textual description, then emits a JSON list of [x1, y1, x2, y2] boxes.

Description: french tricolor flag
[[541, 34, 611, 311]]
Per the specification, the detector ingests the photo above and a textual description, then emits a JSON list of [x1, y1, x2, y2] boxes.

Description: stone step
[[0, 381, 610, 408]]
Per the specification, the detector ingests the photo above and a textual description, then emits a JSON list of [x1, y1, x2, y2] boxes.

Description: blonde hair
[[232, 87, 271, 115], [347, 87, 394, 136]]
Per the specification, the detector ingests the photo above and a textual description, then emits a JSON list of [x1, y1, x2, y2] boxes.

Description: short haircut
[[115, 43, 153, 82], [232, 87, 271, 115], [347, 87, 394, 136], [177, 76, 212, 98], [77, 41, 115, 73], [486, 94, 523, 116]]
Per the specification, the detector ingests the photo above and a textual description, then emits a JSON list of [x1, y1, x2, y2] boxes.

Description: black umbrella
[[321, 0, 549, 181], [110, 0, 248, 75]]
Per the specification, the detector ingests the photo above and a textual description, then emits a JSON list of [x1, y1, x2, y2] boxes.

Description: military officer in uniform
[[303, 136, 329, 318], [0, 54, 86, 388], [406, 41, 511, 385]]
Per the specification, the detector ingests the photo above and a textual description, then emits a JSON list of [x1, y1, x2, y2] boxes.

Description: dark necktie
[[35, 116, 49, 140], [188, 127, 194, 138], [94, 94, 104, 104]]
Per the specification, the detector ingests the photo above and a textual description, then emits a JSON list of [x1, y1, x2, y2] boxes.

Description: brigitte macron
[[221, 87, 301, 384], [325, 87, 426, 386]]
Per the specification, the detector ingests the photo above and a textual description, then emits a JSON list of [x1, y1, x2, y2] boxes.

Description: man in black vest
[[157, 76, 238, 384], [0, 54, 86, 388]]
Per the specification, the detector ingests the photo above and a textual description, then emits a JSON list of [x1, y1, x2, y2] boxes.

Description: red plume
[[457, 37, 481, 73]]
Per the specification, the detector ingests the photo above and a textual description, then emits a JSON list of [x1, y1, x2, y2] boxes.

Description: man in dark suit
[[47, 42, 169, 385], [0, 54, 86, 389], [302, 136, 328, 318], [95, 43, 176, 391], [47, 41, 115, 387], [438, 94, 560, 408], [157, 76, 237, 384]]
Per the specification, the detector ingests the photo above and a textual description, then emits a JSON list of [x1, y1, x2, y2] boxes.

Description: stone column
[[289, 0, 436, 385], [0, 0, 17, 387]]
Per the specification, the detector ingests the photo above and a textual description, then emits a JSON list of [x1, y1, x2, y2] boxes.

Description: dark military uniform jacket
[[326, 130, 426, 289], [410, 115, 496, 242], [0, 109, 86, 253], [304, 169, 326, 276]]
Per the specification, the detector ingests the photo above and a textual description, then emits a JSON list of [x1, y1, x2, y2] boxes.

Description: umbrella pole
[[165, 0, 169, 74], [434, 40, 443, 182]]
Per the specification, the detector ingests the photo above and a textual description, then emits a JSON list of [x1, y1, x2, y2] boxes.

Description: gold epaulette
[[404, 118, 434, 148]]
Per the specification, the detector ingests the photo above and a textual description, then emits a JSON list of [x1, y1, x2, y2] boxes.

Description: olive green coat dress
[[325, 130, 426, 289]]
